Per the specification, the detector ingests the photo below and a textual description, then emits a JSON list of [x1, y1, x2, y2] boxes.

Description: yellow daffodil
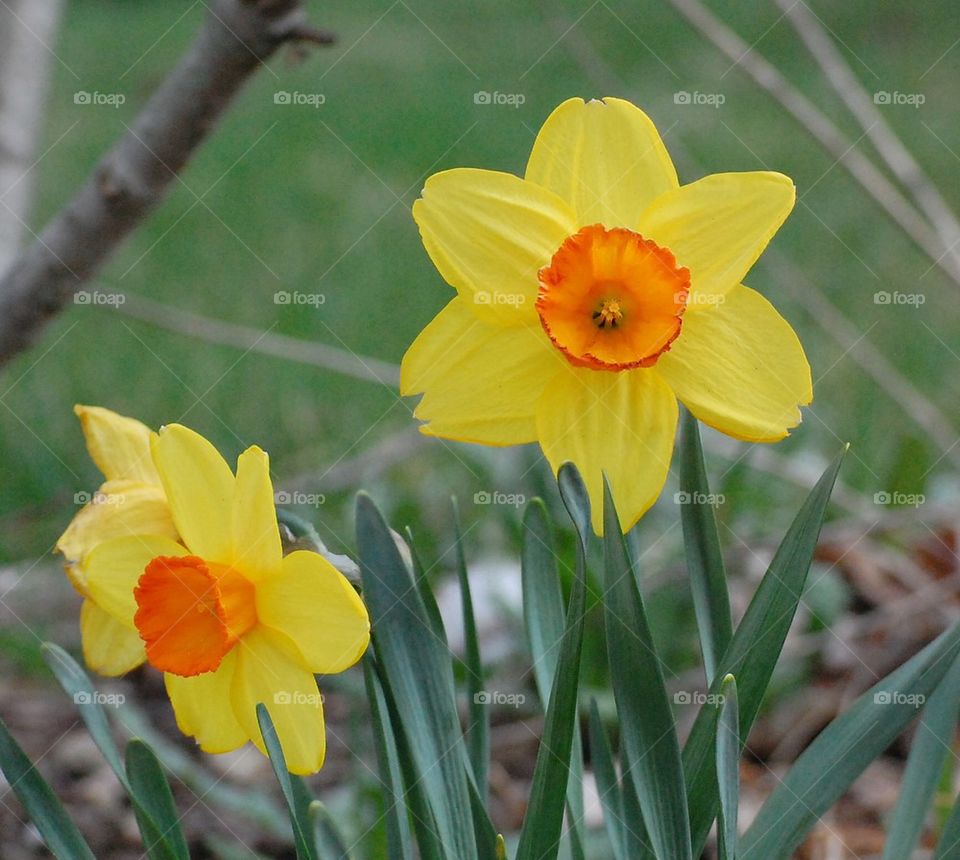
[[402, 97, 812, 533], [70, 421, 370, 774], [57, 406, 176, 676]]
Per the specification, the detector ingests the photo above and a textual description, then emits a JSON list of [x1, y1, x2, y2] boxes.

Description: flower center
[[536, 224, 690, 370], [134, 555, 257, 677]]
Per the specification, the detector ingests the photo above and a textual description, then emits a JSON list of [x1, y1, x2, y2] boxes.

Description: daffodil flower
[[402, 97, 812, 533], [57, 406, 176, 675], [72, 422, 370, 774]]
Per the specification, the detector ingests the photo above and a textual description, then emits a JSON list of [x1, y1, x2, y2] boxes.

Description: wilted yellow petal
[[413, 168, 576, 324], [75, 405, 159, 484], [639, 172, 795, 302], [526, 97, 678, 228], [536, 367, 678, 534], [657, 284, 812, 441]]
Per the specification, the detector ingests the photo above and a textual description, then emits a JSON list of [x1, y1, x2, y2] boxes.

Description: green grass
[[2, 0, 958, 563]]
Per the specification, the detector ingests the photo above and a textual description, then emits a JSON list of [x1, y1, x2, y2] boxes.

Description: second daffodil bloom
[[402, 97, 812, 533], [77, 423, 370, 774]]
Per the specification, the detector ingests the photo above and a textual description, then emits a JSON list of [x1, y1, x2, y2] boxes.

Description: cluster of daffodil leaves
[[4, 98, 960, 860]]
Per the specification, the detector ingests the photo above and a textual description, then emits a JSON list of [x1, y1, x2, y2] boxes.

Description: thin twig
[[0, 0, 334, 368], [777, 0, 960, 274]]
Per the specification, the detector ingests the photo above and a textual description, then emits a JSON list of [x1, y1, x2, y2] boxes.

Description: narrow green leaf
[[685, 447, 845, 854], [742, 619, 960, 859], [256, 704, 316, 860], [452, 500, 489, 800], [515, 469, 589, 860], [356, 493, 476, 860], [309, 801, 352, 860], [620, 766, 655, 860], [125, 740, 189, 860], [934, 791, 960, 859], [557, 463, 591, 547], [883, 654, 960, 859], [587, 699, 625, 860], [0, 716, 96, 859], [362, 658, 414, 860], [679, 409, 733, 684], [603, 477, 692, 860], [521, 498, 586, 858], [716, 676, 739, 860], [405, 526, 448, 643], [41, 644, 181, 860]]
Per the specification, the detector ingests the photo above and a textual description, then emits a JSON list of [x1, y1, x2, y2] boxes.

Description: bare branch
[[0, 0, 334, 368], [0, 0, 65, 269]]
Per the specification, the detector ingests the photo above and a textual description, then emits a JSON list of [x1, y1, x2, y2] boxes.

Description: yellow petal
[[536, 367, 678, 534], [79, 599, 145, 676], [165, 651, 247, 754], [83, 534, 188, 626], [75, 405, 160, 484], [401, 297, 566, 445], [231, 446, 282, 581], [151, 424, 235, 561], [231, 627, 326, 775], [639, 172, 795, 302], [657, 284, 812, 441], [57, 480, 177, 582], [413, 168, 576, 324], [257, 551, 369, 674], [526, 97, 678, 228]]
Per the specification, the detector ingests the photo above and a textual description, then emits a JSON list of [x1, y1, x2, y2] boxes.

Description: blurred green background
[[2, 0, 957, 579]]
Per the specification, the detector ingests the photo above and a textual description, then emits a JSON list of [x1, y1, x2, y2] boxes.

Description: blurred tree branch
[[0, 0, 65, 270], [0, 0, 334, 368]]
